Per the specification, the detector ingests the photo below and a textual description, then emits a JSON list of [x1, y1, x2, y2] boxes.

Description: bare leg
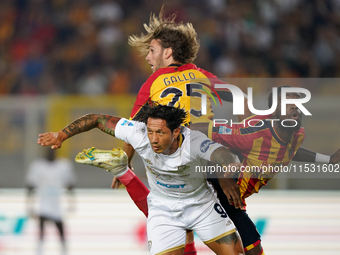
[[184, 230, 197, 254], [55, 220, 67, 255], [37, 216, 46, 255], [205, 231, 244, 255]]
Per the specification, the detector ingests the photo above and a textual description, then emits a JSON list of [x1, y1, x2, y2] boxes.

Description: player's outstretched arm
[[37, 114, 121, 149], [293, 147, 340, 164]]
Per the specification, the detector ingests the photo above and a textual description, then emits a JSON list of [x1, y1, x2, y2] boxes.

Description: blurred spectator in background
[[26, 149, 76, 255], [0, 0, 339, 96]]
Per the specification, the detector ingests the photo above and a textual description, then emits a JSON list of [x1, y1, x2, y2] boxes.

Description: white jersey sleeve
[[189, 130, 224, 162], [114, 118, 147, 148]]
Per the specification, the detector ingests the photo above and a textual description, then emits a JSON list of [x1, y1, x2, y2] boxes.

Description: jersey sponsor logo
[[218, 126, 232, 135], [200, 140, 215, 153], [156, 181, 186, 189], [121, 120, 134, 126]]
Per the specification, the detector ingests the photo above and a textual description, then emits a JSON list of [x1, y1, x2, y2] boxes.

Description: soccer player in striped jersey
[[191, 85, 340, 255], [127, 8, 235, 125]]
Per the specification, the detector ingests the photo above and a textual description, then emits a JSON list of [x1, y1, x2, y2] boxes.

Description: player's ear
[[173, 127, 181, 139], [164, 47, 173, 59]]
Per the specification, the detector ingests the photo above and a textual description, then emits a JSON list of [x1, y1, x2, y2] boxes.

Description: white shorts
[[146, 185, 236, 255]]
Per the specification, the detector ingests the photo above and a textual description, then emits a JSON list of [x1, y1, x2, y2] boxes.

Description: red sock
[[183, 242, 197, 255], [118, 169, 150, 217]]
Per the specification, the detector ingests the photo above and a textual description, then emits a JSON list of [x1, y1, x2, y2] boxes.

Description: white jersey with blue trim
[[115, 118, 223, 199]]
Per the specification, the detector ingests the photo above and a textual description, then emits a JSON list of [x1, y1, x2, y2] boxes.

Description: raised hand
[[37, 131, 65, 149], [218, 177, 245, 210]]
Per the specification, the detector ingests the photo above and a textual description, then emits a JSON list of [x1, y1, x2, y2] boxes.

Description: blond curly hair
[[128, 7, 200, 64]]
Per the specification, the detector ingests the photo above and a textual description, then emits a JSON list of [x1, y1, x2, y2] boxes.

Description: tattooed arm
[[37, 114, 121, 149], [210, 147, 245, 210]]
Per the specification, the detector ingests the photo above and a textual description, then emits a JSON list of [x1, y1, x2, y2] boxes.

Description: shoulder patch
[[219, 126, 232, 135], [121, 120, 134, 127], [200, 140, 215, 153]]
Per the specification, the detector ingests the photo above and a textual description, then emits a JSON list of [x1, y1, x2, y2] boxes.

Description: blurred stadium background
[[1, 0, 340, 254]]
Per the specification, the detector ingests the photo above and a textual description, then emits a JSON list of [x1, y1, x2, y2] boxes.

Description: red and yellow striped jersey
[[209, 114, 305, 203], [130, 63, 232, 125]]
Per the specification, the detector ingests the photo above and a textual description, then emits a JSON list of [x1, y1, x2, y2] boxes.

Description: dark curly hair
[[128, 6, 200, 64], [137, 102, 187, 132]]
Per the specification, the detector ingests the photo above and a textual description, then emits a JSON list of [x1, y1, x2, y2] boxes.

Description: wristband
[[315, 153, 330, 163]]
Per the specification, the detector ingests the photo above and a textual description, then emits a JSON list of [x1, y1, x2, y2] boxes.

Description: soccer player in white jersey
[[37, 103, 244, 255], [26, 149, 76, 255]]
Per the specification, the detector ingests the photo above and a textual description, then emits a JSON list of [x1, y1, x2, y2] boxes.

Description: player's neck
[[168, 62, 182, 67], [161, 136, 179, 155], [273, 123, 294, 142]]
